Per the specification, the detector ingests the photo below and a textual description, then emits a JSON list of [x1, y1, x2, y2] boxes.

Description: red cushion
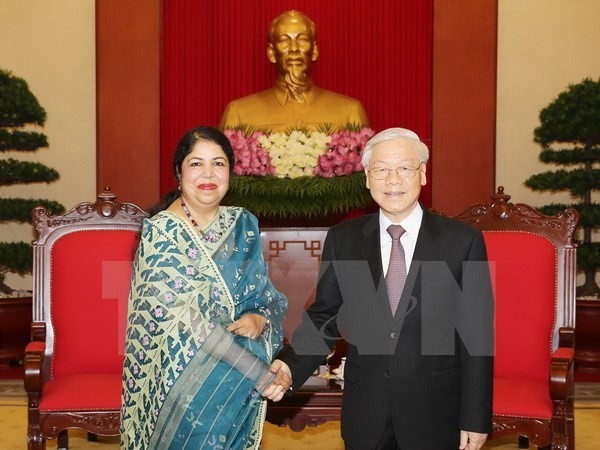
[[553, 347, 574, 360], [38, 374, 121, 411], [50, 229, 137, 377], [483, 232, 556, 382], [493, 377, 552, 419], [25, 341, 45, 353]]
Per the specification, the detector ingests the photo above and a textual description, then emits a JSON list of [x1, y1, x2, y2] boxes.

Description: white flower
[[262, 131, 330, 178]]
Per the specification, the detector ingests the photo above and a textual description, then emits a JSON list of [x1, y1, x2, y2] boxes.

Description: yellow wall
[[496, 0, 600, 207], [0, 0, 96, 290]]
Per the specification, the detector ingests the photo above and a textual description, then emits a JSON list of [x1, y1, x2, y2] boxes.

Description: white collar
[[379, 204, 423, 239]]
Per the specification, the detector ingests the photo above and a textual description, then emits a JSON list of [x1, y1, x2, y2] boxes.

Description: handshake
[[260, 360, 293, 402]]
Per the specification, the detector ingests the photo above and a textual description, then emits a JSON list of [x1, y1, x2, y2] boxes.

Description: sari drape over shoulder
[[121, 207, 287, 450]]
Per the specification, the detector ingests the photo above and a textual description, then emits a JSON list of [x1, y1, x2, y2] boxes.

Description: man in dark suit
[[264, 128, 494, 450]]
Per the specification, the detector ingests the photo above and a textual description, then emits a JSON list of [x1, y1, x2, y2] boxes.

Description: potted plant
[[524, 77, 600, 374], [0, 68, 64, 364]]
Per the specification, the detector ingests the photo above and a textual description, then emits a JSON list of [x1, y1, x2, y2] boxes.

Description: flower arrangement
[[224, 127, 374, 179], [222, 126, 375, 220]]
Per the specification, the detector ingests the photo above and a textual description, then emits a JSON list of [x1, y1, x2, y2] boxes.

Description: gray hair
[[361, 127, 430, 168]]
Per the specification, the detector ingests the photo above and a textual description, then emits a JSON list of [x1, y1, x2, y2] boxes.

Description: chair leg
[[57, 430, 68, 450], [27, 405, 45, 450], [518, 435, 529, 448], [27, 428, 46, 450]]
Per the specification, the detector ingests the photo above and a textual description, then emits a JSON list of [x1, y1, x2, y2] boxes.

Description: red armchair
[[24, 188, 147, 449], [454, 187, 578, 450]]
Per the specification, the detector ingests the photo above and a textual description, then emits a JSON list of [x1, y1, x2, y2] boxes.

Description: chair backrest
[[31, 187, 147, 380], [453, 187, 578, 381]]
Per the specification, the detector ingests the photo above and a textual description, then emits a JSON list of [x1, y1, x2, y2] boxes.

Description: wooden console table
[[266, 375, 343, 431], [260, 228, 344, 431]]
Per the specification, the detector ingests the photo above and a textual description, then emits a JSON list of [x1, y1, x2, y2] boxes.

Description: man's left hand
[[261, 360, 292, 402], [459, 430, 487, 450]]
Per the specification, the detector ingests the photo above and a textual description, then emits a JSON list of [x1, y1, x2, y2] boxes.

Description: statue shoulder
[[313, 86, 363, 105], [312, 87, 370, 127], [219, 88, 279, 129]]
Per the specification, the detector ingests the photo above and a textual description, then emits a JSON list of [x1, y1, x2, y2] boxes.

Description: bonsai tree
[[525, 77, 600, 298], [0, 68, 64, 294]]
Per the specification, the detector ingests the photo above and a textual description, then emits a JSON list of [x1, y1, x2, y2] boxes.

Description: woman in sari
[[121, 126, 289, 449]]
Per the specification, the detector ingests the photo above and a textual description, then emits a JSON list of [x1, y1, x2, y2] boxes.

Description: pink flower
[[224, 129, 276, 176], [314, 128, 375, 177]]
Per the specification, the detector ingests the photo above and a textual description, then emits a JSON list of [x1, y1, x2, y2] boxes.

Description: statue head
[[267, 10, 319, 86]]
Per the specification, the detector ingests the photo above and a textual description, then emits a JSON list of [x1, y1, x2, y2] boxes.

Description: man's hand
[[459, 430, 487, 450], [227, 313, 268, 339], [261, 360, 292, 402]]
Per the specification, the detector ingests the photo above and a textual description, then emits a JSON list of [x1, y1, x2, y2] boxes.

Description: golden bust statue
[[219, 10, 370, 132]]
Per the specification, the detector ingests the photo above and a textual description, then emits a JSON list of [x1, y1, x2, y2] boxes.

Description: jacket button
[[384, 371, 390, 379], [390, 332, 398, 339]]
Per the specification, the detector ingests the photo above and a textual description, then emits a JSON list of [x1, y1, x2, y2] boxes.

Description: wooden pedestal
[[575, 299, 600, 374], [0, 296, 32, 365]]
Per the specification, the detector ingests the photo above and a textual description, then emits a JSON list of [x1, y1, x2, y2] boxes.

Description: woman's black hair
[[148, 126, 235, 217]]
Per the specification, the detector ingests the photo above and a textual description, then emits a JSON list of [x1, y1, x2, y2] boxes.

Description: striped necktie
[[386, 225, 407, 316]]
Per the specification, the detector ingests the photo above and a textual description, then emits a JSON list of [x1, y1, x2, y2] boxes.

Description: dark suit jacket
[[279, 208, 494, 449]]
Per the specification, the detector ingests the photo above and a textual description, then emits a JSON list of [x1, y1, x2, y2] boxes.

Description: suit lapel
[[412, 209, 444, 267], [392, 209, 443, 324]]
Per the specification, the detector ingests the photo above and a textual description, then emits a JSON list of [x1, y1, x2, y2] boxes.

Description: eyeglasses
[[368, 163, 423, 180]]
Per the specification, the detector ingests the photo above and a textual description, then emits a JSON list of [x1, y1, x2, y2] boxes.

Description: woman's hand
[[226, 313, 269, 339]]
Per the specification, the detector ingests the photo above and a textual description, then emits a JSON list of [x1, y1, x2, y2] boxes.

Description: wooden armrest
[[24, 339, 46, 394], [549, 345, 575, 401], [558, 327, 575, 349]]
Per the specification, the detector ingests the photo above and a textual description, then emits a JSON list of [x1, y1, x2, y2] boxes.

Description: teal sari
[[121, 207, 287, 450]]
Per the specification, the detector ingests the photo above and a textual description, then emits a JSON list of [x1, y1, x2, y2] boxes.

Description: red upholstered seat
[[24, 188, 147, 450], [38, 374, 122, 411], [493, 378, 552, 419]]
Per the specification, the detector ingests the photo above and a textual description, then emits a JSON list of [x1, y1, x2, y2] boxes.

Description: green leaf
[[524, 168, 600, 196], [533, 78, 600, 146], [0, 69, 47, 127], [539, 146, 600, 165], [577, 242, 600, 272], [0, 158, 60, 185], [223, 172, 371, 218], [0, 242, 33, 275], [0, 128, 48, 151], [0, 198, 65, 222]]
